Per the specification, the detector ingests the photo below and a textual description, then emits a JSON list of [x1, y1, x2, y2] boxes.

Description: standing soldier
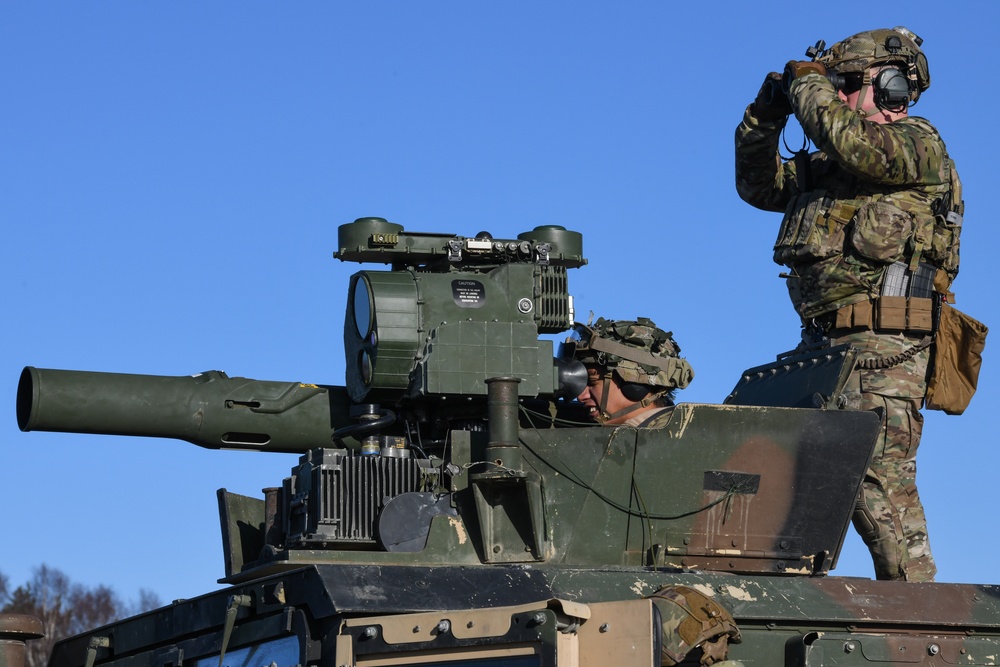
[[734, 27, 964, 581]]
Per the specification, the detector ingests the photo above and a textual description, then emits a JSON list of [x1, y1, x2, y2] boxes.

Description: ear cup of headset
[[873, 67, 912, 108], [619, 381, 651, 402]]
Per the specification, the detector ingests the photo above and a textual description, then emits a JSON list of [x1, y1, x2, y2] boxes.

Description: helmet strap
[[597, 376, 669, 424], [855, 71, 873, 114], [596, 370, 614, 423], [854, 80, 893, 119]]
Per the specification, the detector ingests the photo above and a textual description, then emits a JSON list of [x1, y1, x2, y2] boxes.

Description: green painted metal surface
[[19, 218, 1000, 667]]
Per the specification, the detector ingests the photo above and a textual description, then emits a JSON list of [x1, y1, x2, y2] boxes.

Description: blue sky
[[3, 3, 999, 604]]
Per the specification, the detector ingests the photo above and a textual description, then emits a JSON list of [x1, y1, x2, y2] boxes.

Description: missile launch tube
[[17, 367, 354, 453]]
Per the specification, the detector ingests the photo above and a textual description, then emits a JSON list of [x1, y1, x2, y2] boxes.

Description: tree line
[[1, 565, 162, 667]]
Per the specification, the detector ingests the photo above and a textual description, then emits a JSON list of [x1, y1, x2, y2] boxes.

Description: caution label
[[452, 280, 486, 308]]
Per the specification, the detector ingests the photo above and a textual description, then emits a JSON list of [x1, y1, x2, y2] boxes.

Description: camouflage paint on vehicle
[[18, 218, 1000, 667]]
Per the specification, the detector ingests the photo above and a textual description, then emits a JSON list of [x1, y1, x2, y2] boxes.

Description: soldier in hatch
[[561, 317, 694, 428], [735, 27, 964, 581]]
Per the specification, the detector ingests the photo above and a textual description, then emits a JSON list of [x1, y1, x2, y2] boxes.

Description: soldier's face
[[837, 71, 869, 108], [578, 366, 636, 424]]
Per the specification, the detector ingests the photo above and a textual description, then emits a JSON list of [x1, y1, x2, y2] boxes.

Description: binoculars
[[762, 68, 848, 109]]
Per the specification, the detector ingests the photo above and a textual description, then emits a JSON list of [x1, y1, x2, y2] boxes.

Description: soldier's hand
[[752, 72, 792, 121], [781, 60, 828, 92]]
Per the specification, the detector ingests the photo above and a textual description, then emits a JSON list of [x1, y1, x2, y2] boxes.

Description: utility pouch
[[773, 192, 855, 264], [924, 156, 963, 277], [926, 303, 988, 415], [850, 200, 914, 263], [876, 297, 934, 333], [835, 300, 874, 330], [925, 212, 962, 276]]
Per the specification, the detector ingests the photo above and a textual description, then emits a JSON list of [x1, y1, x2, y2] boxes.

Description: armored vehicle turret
[[17, 217, 1000, 667]]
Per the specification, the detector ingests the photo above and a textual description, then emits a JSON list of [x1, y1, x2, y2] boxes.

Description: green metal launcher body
[[17, 217, 1000, 667]]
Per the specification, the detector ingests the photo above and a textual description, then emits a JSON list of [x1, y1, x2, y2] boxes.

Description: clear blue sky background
[[3, 3, 998, 605]]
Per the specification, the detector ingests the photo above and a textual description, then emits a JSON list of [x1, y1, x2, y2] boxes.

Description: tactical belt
[[814, 296, 936, 336], [807, 296, 938, 372]]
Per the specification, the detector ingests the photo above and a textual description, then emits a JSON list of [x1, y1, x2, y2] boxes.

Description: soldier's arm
[[788, 74, 949, 186], [735, 105, 796, 212]]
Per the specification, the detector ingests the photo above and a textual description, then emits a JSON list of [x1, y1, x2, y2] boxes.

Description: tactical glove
[[781, 60, 828, 93], [752, 71, 792, 122]]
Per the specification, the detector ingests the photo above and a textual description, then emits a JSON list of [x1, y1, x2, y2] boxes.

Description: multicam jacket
[[735, 73, 962, 319]]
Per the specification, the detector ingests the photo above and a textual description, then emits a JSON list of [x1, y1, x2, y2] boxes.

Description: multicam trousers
[[811, 328, 937, 582]]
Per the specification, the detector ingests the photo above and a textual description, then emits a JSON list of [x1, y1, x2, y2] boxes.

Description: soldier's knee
[[902, 558, 937, 582], [852, 500, 880, 543]]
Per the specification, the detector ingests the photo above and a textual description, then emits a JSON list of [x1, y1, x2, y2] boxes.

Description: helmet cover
[[564, 317, 694, 390], [651, 585, 742, 666], [815, 26, 930, 102]]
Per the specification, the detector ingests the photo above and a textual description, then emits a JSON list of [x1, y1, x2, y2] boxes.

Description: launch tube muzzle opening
[[16, 366, 40, 432]]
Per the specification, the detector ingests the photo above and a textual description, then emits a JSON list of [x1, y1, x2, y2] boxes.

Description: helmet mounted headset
[[559, 317, 694, 424], [809, 26, 930, 115]]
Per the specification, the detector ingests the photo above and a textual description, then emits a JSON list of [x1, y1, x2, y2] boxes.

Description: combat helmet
[[814, 27, 930, 105], [561, 316, 694, 423], [563, 315, 693, 393]]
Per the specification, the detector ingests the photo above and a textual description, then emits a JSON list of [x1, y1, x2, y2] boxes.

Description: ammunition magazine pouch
[[833, 297, 934, 334], [773, 176, 962, 285], [651, 586, 741, 667], [881, 261, 936, 299], [832, 299, 987, 414], [773, 191, 856, 264], [926, 303, 988, 415]]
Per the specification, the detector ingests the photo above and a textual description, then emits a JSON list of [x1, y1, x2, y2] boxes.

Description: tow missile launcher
[[17, 217, 1000, 667]]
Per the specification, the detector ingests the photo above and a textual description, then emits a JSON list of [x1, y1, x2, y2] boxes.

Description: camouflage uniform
[[734, 29, 962, 582], [622, 406, 675, 428]]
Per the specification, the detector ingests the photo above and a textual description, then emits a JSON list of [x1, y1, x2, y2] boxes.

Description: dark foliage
[[0, 565, 162, 667]]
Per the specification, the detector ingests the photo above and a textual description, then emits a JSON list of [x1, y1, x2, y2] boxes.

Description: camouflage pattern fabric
[[572, 317, 695, 391], [808, 328, 936, 581], [735, 74, 958, 319], [735, 69, 958, 582], [649, 585, 741, 666], [814, 27, 930, 102]]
